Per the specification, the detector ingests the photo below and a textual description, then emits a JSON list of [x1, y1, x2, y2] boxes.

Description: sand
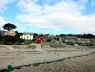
[[14, 52, 95, 72], [0, 45, 95, 72]]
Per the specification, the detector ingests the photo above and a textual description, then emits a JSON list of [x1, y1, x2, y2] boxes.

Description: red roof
[[35, 39, 41, 44]]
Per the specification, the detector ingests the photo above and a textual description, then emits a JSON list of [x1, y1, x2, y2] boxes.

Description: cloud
[[80, 0, 88, 3], [17, 0, 43, 15], [0, 0, 16, 13], [0, 16, 25, 32], [16, 0, 95, 34], [0, 16, 7, 29], [0, 0, 16, 4]]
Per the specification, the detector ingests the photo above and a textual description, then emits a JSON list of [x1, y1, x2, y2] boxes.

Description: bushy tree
[[3, 23, 16, 31]]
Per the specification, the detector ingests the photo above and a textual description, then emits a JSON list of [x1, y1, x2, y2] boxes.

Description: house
[[0, 30, 16, 36], [20, 33, 33, 40], [7, 31, 16, 36], [0, 30, 6, 36]]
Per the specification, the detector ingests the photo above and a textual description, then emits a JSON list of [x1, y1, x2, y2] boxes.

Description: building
[[20, 33, 33, 40], [0, 30, 16, 36]]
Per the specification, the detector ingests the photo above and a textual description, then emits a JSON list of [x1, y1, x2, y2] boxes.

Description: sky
[[0, 0, 95, 34]]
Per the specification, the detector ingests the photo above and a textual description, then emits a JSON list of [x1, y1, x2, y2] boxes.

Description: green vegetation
[[0, 23, 25, 45], [3, 23, 16, 31]]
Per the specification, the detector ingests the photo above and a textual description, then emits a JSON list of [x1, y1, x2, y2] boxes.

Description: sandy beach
[[14, 51, 95, 72], [0, 45, 95, 72]]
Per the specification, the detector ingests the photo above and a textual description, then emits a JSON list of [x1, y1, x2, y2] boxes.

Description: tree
[[3, 23, 16, 31], [33, 33, 38, 38], [59, 34, 66, 37], [81, 34, 94, 38]]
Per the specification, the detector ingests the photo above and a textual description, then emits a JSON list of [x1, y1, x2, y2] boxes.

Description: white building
[[20, 33, 33, 40]]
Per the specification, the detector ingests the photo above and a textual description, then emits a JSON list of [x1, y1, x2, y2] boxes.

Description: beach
[[0, 45, 95, 72], [14, 51, 95, 72]]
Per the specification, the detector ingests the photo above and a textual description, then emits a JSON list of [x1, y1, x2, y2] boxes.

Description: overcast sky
[[0, 0, 95, 34]]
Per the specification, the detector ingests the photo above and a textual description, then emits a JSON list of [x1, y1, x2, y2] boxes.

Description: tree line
[[0, 23, 95, 45]]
